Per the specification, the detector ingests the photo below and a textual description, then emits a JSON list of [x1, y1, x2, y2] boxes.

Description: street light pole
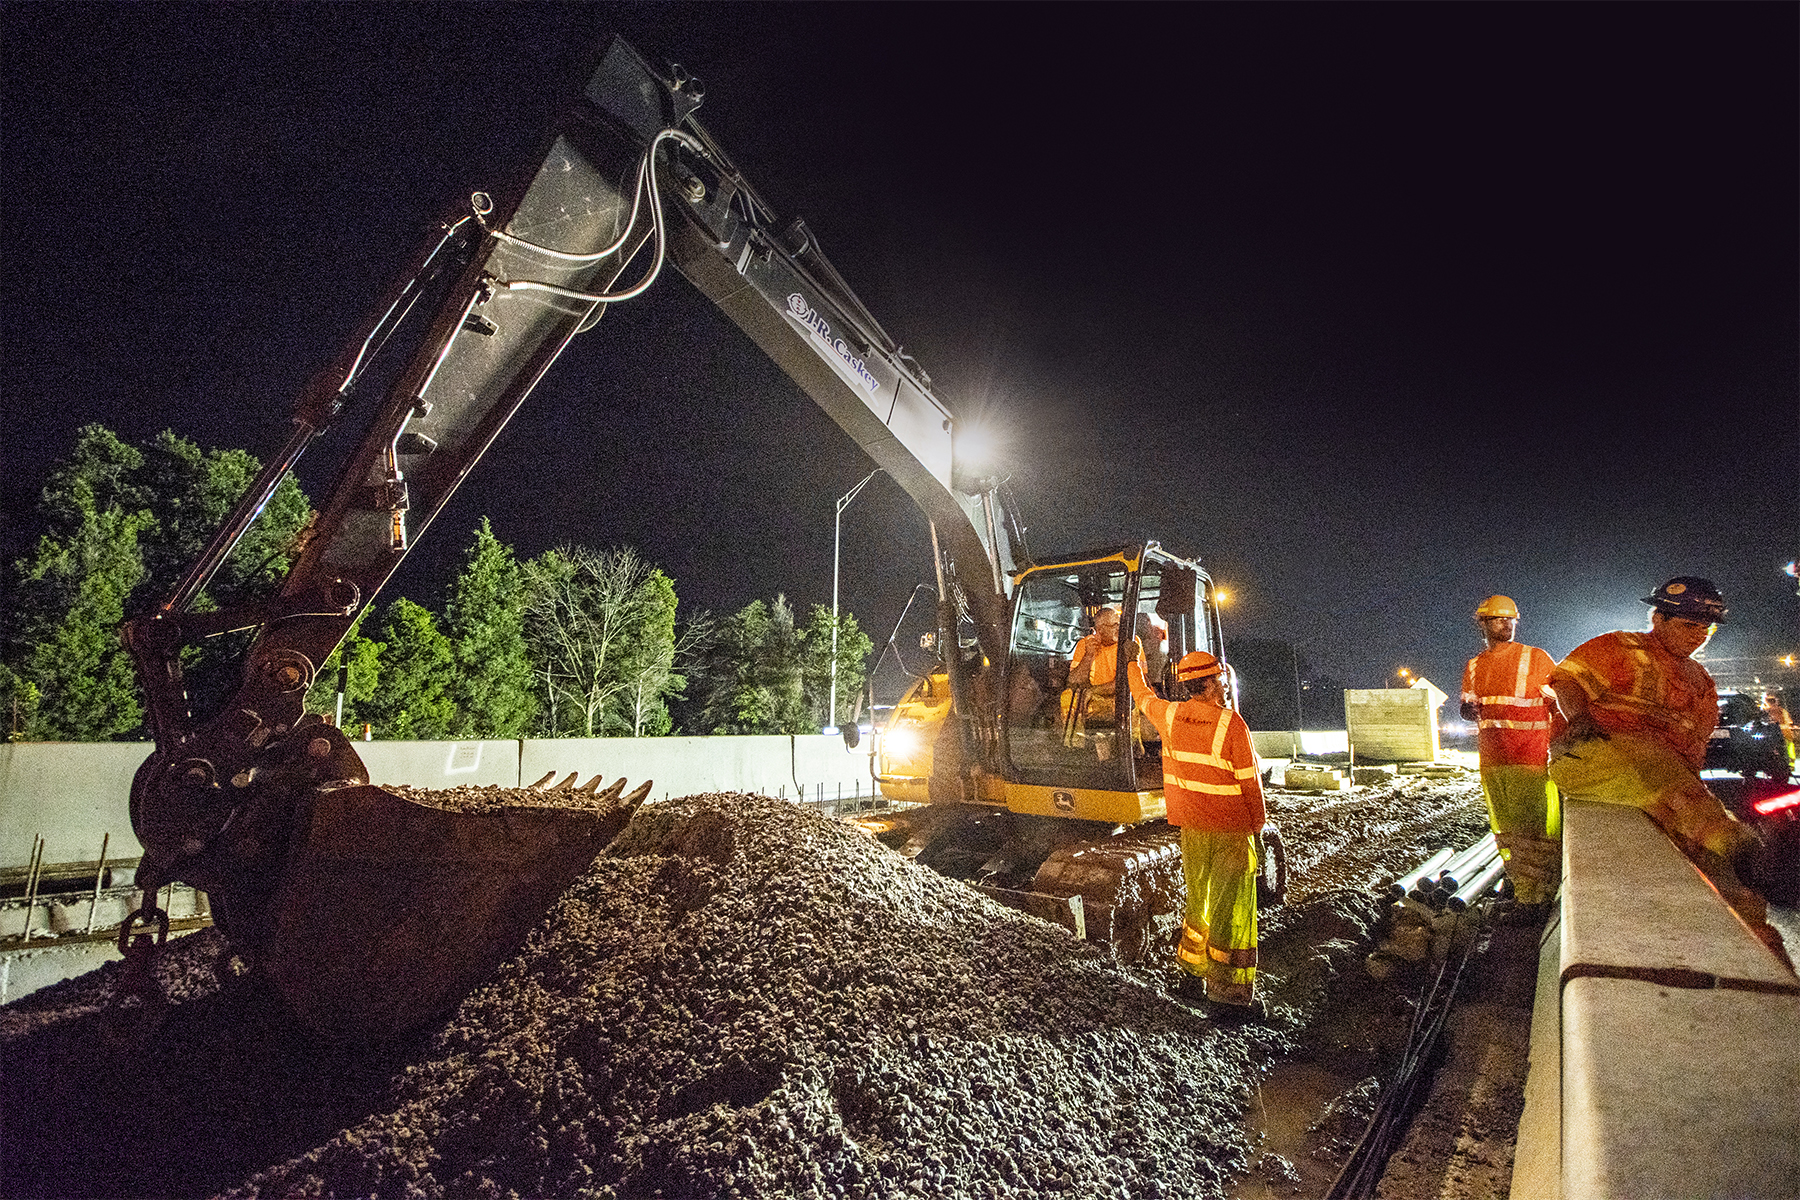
[[830, 468, 883, 731]]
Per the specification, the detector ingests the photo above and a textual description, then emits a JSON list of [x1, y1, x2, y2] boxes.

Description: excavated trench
[[0, 778, 1499, 1200]]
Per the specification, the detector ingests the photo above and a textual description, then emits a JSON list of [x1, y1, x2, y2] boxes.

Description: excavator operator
[[1062, 606, 1145, 758], [1127, 650, 1267, 1019]]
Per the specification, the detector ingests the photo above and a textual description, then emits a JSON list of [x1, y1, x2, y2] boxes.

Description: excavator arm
[[121, 36, 1014, 1036]]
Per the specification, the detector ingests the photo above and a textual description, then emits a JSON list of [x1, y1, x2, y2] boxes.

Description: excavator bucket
[[254, 775, 648, 1041]]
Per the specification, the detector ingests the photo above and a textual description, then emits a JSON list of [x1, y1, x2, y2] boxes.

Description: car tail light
[[1751, 788, 1800, 816]]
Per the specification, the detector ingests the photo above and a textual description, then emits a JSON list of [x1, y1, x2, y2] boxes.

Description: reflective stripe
[[1168, 775, 1244, 796], [1513, 647, 1532, 699], [1169, 748, 1236, 769], [1479, 695, 1547, 708], [1480, 718, 1550, 731]]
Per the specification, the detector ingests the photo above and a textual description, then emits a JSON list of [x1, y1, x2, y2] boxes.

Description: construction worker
[[1125, 650, 1266, 1018], [1063, 606, 1145, 757], [1549, 577, 1790, 965], [1459, 595, 1562, 916], [1762, 691, 1797, 776]]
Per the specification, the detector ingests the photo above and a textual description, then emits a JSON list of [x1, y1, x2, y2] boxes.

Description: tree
[[5, 505, 147, 740], [302, 611, 382, 733], [443, 518, 537, 738], [361, 598, 455, 739], [524, 545, 681, 738], [691, 595, 814, 735], [1, 424, 313, 739], [799, 603, 874, 728]]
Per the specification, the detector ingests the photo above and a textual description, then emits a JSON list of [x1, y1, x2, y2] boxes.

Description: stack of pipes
[[1368, 833, 1508, 979], [1386, 832, 1506, 914]]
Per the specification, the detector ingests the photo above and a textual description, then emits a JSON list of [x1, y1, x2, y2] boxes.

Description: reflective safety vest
[[1126, 664, 1265, 832], [1556, 631, 1718, 769], [1460, 641, 1559, 767], [1070, 633, 1143, 690]]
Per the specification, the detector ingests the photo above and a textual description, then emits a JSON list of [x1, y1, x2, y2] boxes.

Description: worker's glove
[[1551, 713, 1608, 758]]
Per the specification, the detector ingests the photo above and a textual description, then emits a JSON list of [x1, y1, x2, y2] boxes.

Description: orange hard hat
[[1176, 651, 1223, 681], [1473, 595, 1520, 620]]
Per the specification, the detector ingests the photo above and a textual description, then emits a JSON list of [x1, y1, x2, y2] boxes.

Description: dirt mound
[[3, 792, 1273, 1200]]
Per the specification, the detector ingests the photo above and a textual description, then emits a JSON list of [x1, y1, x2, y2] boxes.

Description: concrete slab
[[1510, 908, 1563, 1200], [1561, 801, 1799, 993], [1562, 977, 1800, 1200]]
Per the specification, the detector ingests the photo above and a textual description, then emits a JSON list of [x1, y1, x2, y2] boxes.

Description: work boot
[[1209, 996, 1268, 1024], [1171, 973, 1208, 1004]]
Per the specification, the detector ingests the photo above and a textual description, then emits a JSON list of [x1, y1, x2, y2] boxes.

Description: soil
[[0, 778, 1502, 1200]]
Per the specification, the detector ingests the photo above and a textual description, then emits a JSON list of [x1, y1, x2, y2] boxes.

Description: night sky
[[5, 3, 1796, 705]]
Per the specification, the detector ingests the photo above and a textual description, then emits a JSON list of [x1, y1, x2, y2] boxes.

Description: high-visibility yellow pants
[[1550, 734, 1788, 966], [1177, 827, 1258, 1005], [1478, 764, 1560, 905]]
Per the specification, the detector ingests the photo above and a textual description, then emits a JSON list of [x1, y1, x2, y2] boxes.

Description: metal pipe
[[1439, 843, 1502, 893], [84, 832, 110, 935], [19, 835, 44, 942], [1436, 832, 1497, 884], [1448, 854, 1509, 911], [1389, 847, 1457, 898]]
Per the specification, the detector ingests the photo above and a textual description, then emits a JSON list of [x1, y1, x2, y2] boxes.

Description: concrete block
[[1561, 801, 1799, 993], [0, 742, 151, 871], [1562, 977, 1800, 1200], [1281, 766, 1344, 791], [357, 739, 521, 788], [1510, 908, 1563, 1200], [1345, 688, 1441, 762]]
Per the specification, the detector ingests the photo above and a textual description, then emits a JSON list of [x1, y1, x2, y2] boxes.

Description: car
[[1705, 691, 1793, 782]]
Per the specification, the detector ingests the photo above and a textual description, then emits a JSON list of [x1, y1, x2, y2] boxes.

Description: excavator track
[[852, 806, 1287, 965]]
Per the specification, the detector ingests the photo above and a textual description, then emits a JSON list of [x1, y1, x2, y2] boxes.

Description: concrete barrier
[[1249, 730, 1349, 759], [0, 742, 152, 872], [1, 735, 883, 873], [1512, 799, 1800, 1200]]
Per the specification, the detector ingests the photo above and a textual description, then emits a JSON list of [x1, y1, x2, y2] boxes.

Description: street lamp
[[830, 468, 883, 731]]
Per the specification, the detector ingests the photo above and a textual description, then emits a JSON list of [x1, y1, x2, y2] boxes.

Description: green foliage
[[303, 611, 382, 733], [0, 424, 314, 740], [524, 546, 690, 737], [361, 598, 455, 740], [799, 603, 874, 728], [444, 518, 537, 738], [6, 506, 148, 740], [691, 595, 811, 735]]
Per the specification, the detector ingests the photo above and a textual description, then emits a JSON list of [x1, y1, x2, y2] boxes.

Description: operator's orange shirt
[[1555, 630, 1718, 769], [1460, 641, 1561, 767], [1126, 664, 1265, 832], [1069, 633, 1143, 690]]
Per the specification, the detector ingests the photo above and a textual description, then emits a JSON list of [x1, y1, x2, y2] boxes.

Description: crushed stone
[[2, 780, 1490, 1200]]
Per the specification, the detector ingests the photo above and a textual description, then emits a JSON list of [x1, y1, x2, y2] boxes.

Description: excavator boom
[[122, 36, 1018, 1037]]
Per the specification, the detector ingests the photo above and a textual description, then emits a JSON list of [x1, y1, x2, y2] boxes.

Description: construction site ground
[[0, 776, 1574, 1200]]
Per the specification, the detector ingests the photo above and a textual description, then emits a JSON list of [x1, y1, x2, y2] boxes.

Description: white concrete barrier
[[1249, 730, 1349, 759], [0, 742, 152, 871], [1512, 800, 1800, 1200], [356, 739, 521, 788], [1, 735, 885, 872]]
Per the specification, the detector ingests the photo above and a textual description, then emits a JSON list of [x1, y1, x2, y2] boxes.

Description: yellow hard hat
[[1474, 595, 1520, 620]]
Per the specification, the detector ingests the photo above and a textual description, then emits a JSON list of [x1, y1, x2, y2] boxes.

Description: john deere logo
[[1667, 582, 1687, 595], [1052, 790, 1076, 812]]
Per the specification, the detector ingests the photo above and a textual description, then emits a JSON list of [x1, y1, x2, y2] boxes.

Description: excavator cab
[[998, 543, 1221, 819]]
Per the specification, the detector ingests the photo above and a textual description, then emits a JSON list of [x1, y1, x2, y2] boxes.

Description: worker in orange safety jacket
[[1125, 650, 1267, 1018], [1460, 595, 1563, 913], [1062, 606, 1145, 757], [1549, 577, 1790, 966]]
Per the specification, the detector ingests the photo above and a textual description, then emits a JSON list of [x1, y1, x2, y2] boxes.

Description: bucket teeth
[[528, 770, 558, 790], [594, 777, 628, 803], [577, 774, 604, 795], [554, 771, 579, 791], [622, 780, 653, 807]]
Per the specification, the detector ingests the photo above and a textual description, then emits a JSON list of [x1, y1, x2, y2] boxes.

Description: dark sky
[[4, 2, 1796, 701]]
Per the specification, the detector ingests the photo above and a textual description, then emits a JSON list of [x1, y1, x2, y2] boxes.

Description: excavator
[[119, 36, 1282, 1040]]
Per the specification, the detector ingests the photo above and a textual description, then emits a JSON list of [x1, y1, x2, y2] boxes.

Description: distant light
[[1215, 589, 1231, 605], [1752, 788, 1800, 817]]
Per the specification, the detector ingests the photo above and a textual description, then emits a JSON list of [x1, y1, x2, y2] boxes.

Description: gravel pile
[[5, 791, 1290, 1200]]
